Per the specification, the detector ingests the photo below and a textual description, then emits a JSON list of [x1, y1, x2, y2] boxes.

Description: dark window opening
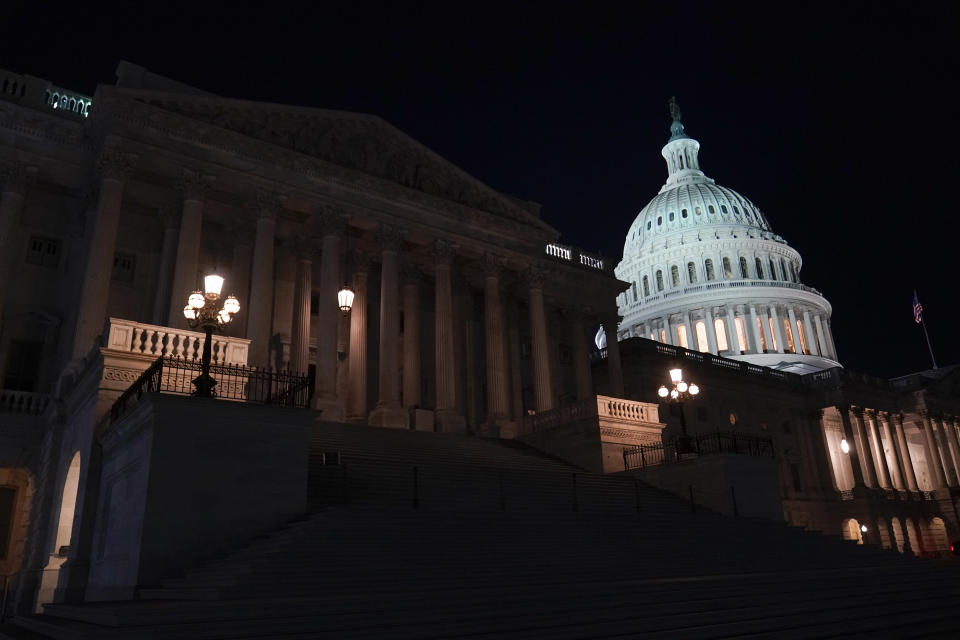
[[3, 340, 43, 392], [0, 487, 15, 560], [310, 294, 319, 315], [112, 252, 136, 282], [26, 236, 61, 268], [790, 464, 803, 493]]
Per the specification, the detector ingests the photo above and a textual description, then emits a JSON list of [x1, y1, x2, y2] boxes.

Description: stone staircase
[[11, 423, 960, 638]]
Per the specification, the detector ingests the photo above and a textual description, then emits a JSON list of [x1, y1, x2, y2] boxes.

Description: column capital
[[249, 189, 287, 221], [1, 163, 36, 195], [348, 249, 373, 274], [315, 210, 346, 238], [521, 265, 546, 289], [225, 218, 255, 247], [290, 235, 319, 260], [379, 224, 406, 252], [178, 169, 215, 201], [96, 148, 137, 181], [482, 253, 505, 278], [401, 261, 422, 285], [432, 238, 457, 265]]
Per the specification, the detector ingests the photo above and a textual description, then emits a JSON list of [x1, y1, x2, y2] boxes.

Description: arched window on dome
[[708, 205, 716, 214], [646, 221, 651, 231], [704, 259, 715, 281], [796, 319, 808, 354], [780, 258, 788, 282], [677, 324, 689, 349], [722, 257, 732, 280], [769, 258, 778, 281], [714, 318, 728, 351], [733, 206, 741, 217], [695, 206, 702, 216], [656, 270, 664, 292], [681, 208, 688, 218], [679, 155, 684, 170], [695, 321, 709, 352], [669, 212, 675, 222], [739, 256, 749, 279], [642, 276, 650, 297], [721, 205, 728, 214], [670, 265, 680, 288], [687, 262, 697, 284], [789, 262, 798, 283], [755, 258, 764, 279], [657, 216, 662, 226], [631, 282, 638, 302]]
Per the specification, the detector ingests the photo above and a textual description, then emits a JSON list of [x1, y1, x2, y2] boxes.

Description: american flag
[[913, 291, 923, 324]]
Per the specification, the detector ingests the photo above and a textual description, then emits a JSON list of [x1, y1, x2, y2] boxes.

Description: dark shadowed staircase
[[10, 422, 960, 638]]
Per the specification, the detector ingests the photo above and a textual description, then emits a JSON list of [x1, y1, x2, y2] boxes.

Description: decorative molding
[[178, 169, 214, 201], [378, 224, 405, 253], [482, 253, 504, 279], [96, 149, 137, 181], [252, 189, 287, 221], [401, 261, 422, 285], [432, 238, 456, 266], [316, 210, 346, 238]]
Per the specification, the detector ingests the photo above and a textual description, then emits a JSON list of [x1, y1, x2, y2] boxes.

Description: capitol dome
[[613, 101, 839, 373]]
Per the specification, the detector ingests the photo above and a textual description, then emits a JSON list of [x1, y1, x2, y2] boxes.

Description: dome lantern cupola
[[661, 97, 707, 191]]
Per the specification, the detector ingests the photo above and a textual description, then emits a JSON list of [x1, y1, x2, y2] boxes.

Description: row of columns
[[0, 164, 35, 324], [835, 406, 960, 493], [631, 302, 837, 360]]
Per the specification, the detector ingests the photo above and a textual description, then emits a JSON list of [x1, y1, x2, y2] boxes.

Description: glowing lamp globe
[[658, 386, 669, 398], [840, 439, 850, 454], [183, 304, 197, 320], [338, 286, 355, 313], [669, 368, 682, 383], [689, 384, 699, 395], [670, 389, 679, 399], [223, 295, 240, 315], [204, 274, 225, 298], [217, 308, 232, 324], [860, 524, 868, 533], [188, 291, 205, 309], [677, 381, 688, 393]]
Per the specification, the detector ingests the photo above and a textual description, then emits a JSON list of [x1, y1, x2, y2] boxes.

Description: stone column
[[246, 191, 285, 368], [893, 414, 920, 492], [823, 320, 838, 360], [72, 150, 135, 359], [682, 311, 694, 349], [748, 305, 764, 353], [401, 262, 422, 410], [806, 410, 842, 494], [0, 164, 35, 319], [786, 307, 799, 354], [524, 266, 554, 412], [289, 237, 314, 375], [877, 412, 904, 490], [570, 307, 593, 401], [346, 251, 371, 423], [704, 308, 719, 354], [151, 207, 180, 326], [167, 170, 211, 328], [814, 315, 828, 359], [840, 407, 877, 488], [725, 307, 739, 353], [931, 415, 960, 486], [481, 254, 513, 437], [919, 417, 947, 489], [769, 305, 785, 353], [433, 240, 465, 432], [369, 226, 407, 428], [663, 316, 674, 346], [603, 316, 625, 398], [225, 221, 253, 337], [759, 306, 775, 353], [311, 212, 346, 421], [802, 310, 819, 356], [865, 410, 892, 489], [939, 415, 960, 481]]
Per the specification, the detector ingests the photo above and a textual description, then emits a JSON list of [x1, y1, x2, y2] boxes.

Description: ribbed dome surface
[[624, 181, 774, 255]]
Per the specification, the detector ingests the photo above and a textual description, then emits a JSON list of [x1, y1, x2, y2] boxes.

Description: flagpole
[[920, 318, 938, 370]]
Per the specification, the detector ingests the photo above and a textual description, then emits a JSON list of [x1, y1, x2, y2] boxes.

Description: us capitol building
[[612, 99, 838, 374], [0, 63, 959, 627]]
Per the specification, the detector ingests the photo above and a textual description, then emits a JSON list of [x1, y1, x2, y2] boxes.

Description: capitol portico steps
[[14, 424, 960, 639]]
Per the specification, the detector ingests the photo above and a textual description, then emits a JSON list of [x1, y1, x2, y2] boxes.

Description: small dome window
[[669, 212, 675, 222], [705, 259, 715, 281], [721, 205, 728, 214], [642, 276, 650, 297], [755, 258, 764, 279], [687, 262, 697, 284], [670, 265, 680, 287], [646, 221, 652, 230], [695, 206, 702, 215], [656, 270, 664, 292], [708, 205, 716, 214], [681, 208, 688, 218], [657, 216, 662, 226], [733, 206, 740, 216], [739, 256, 749, 278]]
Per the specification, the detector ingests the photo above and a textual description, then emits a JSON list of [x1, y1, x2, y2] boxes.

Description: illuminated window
[[695, 321, 709, 352], [735, 317, 748, 351], [714, 318, 728, 351], [681, 208, 688, 218], [739, 256, 749, 278], [659, 329, 666, 343], [687, 262, 697, 284], [756, 317, 768, 351], [677, 325, 689, 349], [670, 265, 680, 287], [769, 258, 778, 281], [796, 320, 808, 354], [704, 259, 715, 281], [656, 270, 664, 291], [642, 276, 650, 297], [767, 317, 778, 351], [722, 257, 732, 279], [695, 206, 702, 215], [755, 258, 764, 279], [783, 317, 795, 353]]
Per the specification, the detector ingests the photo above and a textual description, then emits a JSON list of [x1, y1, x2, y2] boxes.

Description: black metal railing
[[623, 430, 775, 470], [107, 356, 311, 424]]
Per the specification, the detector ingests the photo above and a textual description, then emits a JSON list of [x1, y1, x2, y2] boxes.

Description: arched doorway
[[930, 517, 949, 554], [0, 467, 33, 577], [842, 518, 864, 544], [36, 452, 81, 611]]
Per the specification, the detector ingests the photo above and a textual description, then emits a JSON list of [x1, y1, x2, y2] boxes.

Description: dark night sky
[[2, 2, 957, 378]]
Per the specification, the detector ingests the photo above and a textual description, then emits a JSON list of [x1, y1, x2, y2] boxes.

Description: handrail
[[623, 430, 775, 470]]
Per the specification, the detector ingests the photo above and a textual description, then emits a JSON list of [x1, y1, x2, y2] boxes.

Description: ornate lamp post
[[657, 367, 700, 453], [182, 274, 240, 397], [338, 284, 355, 314]]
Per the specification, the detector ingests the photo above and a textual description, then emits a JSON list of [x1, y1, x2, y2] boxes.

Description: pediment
[[120, 90, 552, 232]]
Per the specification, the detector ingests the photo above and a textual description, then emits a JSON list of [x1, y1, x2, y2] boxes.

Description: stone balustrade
[[0, 389, 50, 415], [596, 396, 658, 423], [105, 318, 251, 366], [526, 394, 660, 432]]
